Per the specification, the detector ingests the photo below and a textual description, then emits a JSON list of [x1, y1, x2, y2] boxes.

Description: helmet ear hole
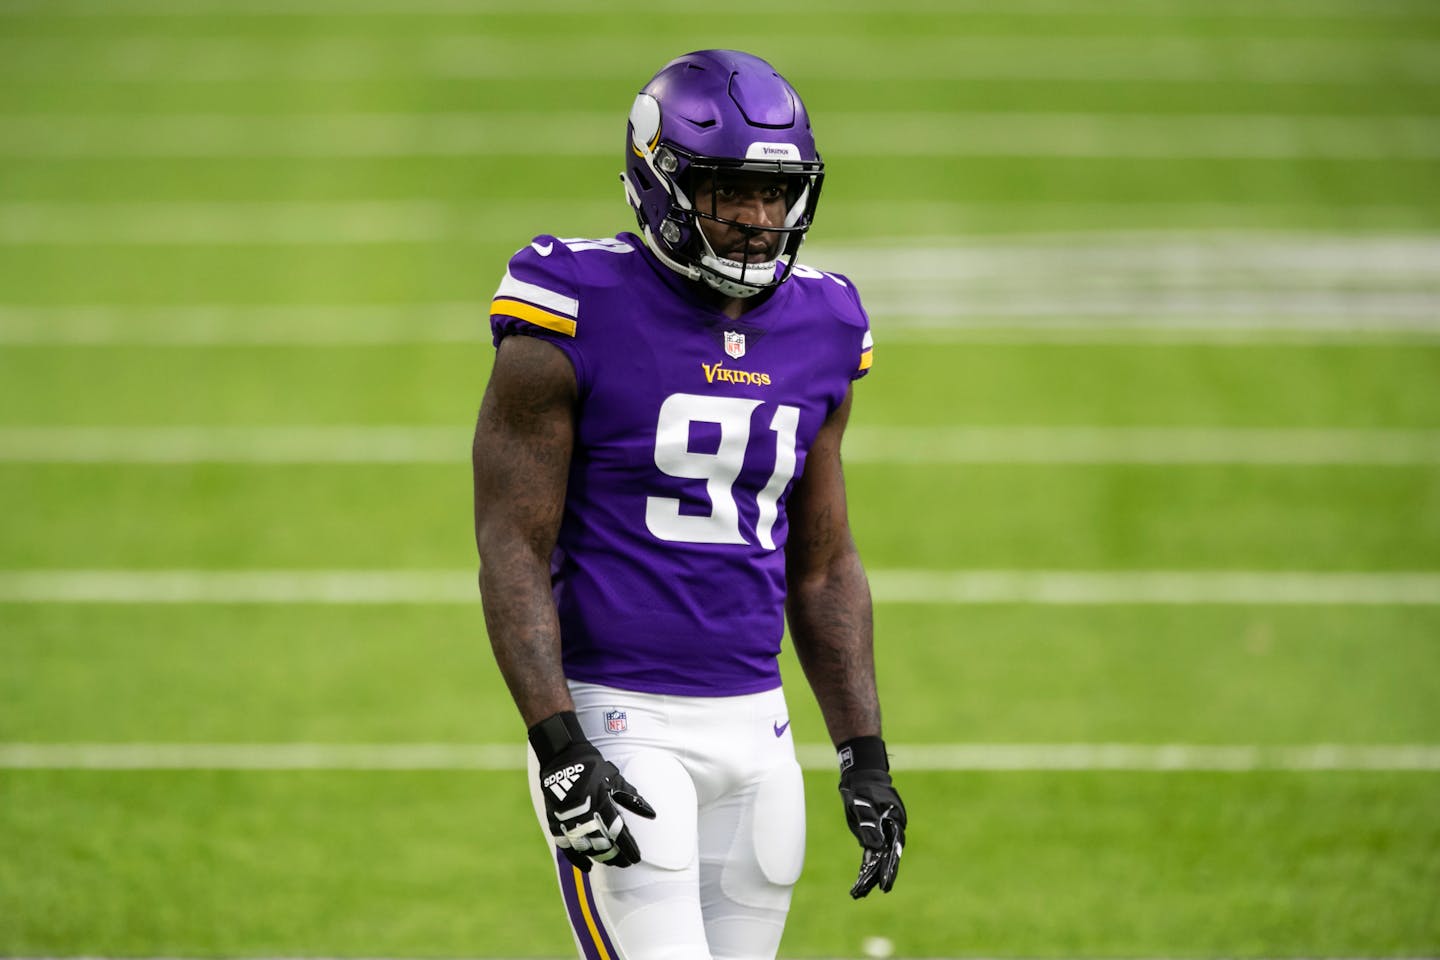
[[630, 165, 653, 193]]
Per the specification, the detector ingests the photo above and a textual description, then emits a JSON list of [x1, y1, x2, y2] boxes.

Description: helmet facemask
[[678, 160, 821, 298], [627, 146, 823, 299]]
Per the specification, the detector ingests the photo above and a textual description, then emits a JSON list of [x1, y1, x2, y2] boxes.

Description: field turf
[[1, 1, 1438, 957]]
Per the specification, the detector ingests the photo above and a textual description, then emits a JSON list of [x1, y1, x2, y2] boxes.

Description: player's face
[[691, 172, 789, 263]]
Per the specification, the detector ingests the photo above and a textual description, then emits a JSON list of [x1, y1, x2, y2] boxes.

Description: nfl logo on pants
[[605, 709, 628, 734]]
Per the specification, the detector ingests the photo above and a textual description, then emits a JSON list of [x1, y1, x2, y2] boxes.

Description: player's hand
[[837, 736, 906, 898], [530, 711, 656, 873]]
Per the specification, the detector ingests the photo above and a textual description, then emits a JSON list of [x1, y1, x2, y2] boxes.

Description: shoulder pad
[[789, 263, 869, 330], [789, 263, 873, 378]]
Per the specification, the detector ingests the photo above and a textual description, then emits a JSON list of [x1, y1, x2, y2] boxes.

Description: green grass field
[[2, 0, 1439, 957]]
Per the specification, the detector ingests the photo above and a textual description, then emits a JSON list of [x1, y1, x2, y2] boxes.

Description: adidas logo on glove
[[543, 762, 589, 800]]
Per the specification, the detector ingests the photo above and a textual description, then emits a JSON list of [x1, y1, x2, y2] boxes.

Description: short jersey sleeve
[[854, 326, 874, 381], [828, 270, 874, 381], [489, 234, 585, 360]]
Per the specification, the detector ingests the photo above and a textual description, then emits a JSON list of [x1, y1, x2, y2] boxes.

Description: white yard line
[[0, 426, 471, 463], [2, 306, 1437, 344], [0, 304, 482, 344], [2, 425, 1438, 465], [865, 570, 1440, 605], [3, 305, 1437, 346], [848, 427, 1440, 465], [0, 201, 452, 245], [872, 294, 1440, 321], [5, 207, 1437, 249], [868, 292, 1440, 322], [808, 232, 1440, 278], [876, 320, 1440, 345], [0, 570, 1436, 606], [1, 742, 1437, 772], [811, 234, 1440, 325], [2, 112, 1436, 158], [4, 231, 1436, 331]]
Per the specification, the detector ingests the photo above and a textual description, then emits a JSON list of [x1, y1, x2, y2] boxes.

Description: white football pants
[[526, 681, 807, 960]]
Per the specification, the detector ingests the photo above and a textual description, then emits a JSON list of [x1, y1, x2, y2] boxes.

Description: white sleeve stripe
[[862, 330, 874, 349], [495, 270, 578, 318]]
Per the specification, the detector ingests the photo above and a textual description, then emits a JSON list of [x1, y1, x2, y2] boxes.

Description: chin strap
[[697, 253, 778, 299], [640, 226, 702, 281]]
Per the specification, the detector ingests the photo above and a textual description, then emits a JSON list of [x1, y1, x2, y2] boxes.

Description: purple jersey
[[488, 233, 873, 696]]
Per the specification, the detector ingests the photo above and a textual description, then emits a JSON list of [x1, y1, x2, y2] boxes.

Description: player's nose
[[734, 192, 780, 227]]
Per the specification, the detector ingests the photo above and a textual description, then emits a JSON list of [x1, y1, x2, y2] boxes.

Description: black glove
[[837, 735, 906, 898], [529, 710, 656, 873]]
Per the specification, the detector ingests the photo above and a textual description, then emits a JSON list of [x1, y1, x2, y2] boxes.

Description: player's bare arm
[[473, 333, 655, 873], [785, 384, 907, 899], [784, 385, 881, 745], [472, 334, 577, 727]]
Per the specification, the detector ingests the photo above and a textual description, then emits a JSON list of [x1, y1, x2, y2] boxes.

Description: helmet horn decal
[[629, 93, 662, 160]]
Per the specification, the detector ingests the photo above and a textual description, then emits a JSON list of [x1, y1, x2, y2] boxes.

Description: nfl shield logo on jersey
[[723, 330, 746, 359], [604, 709, 628, 734]]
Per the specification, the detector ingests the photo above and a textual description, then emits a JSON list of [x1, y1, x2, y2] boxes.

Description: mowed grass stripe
[[3, 742, 1438, 772], [1, 154, 1429, 213], [4, 342, 1438, 430], [1, 570, 1437, 605], [4, 304, 1438, 345], [1, 0, 1435, 18], [3, 113, 1437, 159], [5, 606, 1435, 745], [3, 35, 1436, 85], [0, 201, 454, 245], [3, 231, 1434, 327], [5, 231, 1438, 328], [9, 206, 1440, 246], [3, 425, 1438, 465], [0, 303, 483, 343], [879, 323, 1440, 345], [3, 772, 1434, 956]]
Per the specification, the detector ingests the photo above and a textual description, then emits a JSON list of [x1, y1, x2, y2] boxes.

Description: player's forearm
[[471, 335, 578, 728], [478, 532, 574, 727], [786, 546, 882, 746]]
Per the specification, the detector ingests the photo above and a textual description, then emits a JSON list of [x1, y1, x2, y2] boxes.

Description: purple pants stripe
[[555, 848, 619, 960]]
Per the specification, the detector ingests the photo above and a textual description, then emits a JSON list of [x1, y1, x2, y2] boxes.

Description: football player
[[472, 49, 906, 958]]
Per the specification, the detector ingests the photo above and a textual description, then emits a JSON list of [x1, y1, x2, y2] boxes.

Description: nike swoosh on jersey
[[531, 241, 554, 256], [773, 720, 790, 737]]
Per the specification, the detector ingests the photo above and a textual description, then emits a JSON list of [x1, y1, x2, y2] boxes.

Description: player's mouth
[[728, 238, 777, 263]]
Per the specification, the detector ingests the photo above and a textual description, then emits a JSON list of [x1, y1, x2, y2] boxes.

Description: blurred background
[[1, 0, 1437, 957]]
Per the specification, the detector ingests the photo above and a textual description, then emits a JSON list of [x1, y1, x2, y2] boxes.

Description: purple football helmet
[[621, 49, 825, 299]]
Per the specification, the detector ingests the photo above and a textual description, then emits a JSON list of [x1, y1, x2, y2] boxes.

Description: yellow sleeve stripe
[[858, 348, 874, 371], [490, 298, 577, 338]]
